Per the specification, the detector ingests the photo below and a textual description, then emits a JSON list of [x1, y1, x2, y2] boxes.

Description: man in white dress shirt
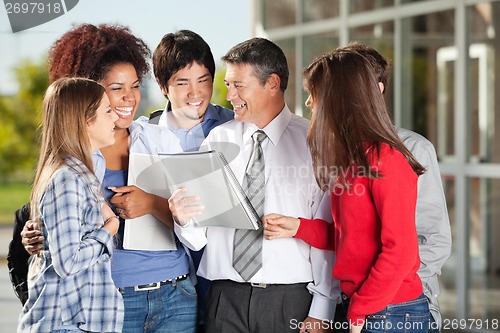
[[170, 38, 339, 333]]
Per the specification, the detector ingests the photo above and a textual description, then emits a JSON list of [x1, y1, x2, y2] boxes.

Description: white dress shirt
[[175, 105, 339, 320]]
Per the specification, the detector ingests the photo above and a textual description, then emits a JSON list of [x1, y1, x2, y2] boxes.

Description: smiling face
[[100, 63, 141, 130], [162, 61, 213, 123], [224, 63, 279, 128], [87, 93, 118, 151]]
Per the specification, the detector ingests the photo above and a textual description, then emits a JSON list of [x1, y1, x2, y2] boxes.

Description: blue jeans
[[429, 315, 439, 333], [340, 293, 431, 333], [119, 277, 197, 333], [189, 248, 211, 331]]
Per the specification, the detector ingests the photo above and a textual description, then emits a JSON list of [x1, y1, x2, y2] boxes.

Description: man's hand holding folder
[[169, 188, 205, 226]]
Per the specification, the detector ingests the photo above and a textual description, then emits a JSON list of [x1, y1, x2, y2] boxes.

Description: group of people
[[18, 22, 451, 333]]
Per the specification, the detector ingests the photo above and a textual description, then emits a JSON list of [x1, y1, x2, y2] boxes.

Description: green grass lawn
[[0, 182, 31, 226]]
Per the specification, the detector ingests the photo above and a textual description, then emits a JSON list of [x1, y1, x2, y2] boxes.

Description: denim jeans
[[429, 315, 439, 333], [119, 277, 197, 333], [340, 293, 431, 333]]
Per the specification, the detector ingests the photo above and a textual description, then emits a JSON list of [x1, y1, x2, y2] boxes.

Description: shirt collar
[[202, 103, 221, 123], [242, 104, 292, 146], [157, 102, 170, 128], [65, 155, 101, 193], [92, 150, 106, 184], [128, 121, 143, 145]]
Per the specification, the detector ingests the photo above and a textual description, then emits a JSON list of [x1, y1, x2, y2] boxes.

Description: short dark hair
[[343, 41, 391, 90], [48, 24, 150, 83], [153, 30, 216, 93], [221, 38, 289, 92]]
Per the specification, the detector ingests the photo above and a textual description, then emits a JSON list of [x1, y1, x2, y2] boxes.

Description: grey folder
[[125, 152, 178, 251], [160, 150, 260, 230], [141, 150, 260, 230]]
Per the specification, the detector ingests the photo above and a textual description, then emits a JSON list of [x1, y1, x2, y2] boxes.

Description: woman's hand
[[21, 221, 44, 255], [101, 204, 119, 236], [109, 185, 175, 228], [109, 185, 152, 219], [168, 188, 204, 226], [262, 213, 300, 240], [350, 324, 363, 333]]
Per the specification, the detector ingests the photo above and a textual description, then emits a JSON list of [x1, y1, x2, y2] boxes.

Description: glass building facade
[[253, 0, 500, 330]]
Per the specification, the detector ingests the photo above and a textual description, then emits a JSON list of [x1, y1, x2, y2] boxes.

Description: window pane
[[350, 22, 395, 119], [275, 38, 296, 113], [468, 177, 500, 321], [350, 0, 394, 13], [303, 32, 339, 68], [302, 0, 339, 22], [468, 3, 500, 163], [440, 176, 457, 321], [262, 0, 296, 29], [401, 0, 439, 3], [401, 10, 455, 162], [300, 32, 339, 118]]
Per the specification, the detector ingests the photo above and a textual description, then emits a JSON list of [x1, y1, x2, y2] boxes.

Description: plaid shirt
[[18, 157, 124, 332]]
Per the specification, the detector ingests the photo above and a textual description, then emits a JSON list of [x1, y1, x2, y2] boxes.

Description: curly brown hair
[[48, 23, 150, 83]]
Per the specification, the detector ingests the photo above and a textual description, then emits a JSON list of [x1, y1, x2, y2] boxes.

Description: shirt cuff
[[86, 227, 113, 256], [308, 294, 337, 321], [294, 217, 309, 241], [174, 220, 207, 251], [174, 217, 192, 228]]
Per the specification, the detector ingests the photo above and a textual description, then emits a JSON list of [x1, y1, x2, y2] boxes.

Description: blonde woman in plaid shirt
[[18, 77, 123, 333]]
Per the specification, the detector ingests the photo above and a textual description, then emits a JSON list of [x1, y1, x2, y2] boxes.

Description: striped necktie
[[233, 130, 266, 281]]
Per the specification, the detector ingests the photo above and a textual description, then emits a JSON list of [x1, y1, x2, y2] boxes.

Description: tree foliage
[[0, 58, 48, 182], [211, 66, 232, 110]]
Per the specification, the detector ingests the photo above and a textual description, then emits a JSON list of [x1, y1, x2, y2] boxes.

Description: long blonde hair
[[30, 77, 105, 228]]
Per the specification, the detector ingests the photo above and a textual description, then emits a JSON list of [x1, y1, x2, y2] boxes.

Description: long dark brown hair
[[304, 50, 425, 189]]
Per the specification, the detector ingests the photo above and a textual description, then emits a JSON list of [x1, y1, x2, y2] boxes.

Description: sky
[[0, 0, 253, 100]]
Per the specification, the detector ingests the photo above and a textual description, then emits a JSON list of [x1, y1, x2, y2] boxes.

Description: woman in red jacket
[[263, 49, 430, 333]]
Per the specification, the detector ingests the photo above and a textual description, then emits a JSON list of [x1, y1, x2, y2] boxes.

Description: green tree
[[211, 66, 232, 109], [0, 57, 48, 182]]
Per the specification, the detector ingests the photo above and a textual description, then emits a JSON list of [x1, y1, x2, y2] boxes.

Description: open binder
[[124, 153, 178, 251], [130, 150, 261, 230], [156, 150, 260, 230]]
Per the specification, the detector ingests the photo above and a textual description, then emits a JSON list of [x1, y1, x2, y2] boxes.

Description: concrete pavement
[[0, 225, 22, 332], [0, 262, 22, 332], [0, 225, 23, 332]]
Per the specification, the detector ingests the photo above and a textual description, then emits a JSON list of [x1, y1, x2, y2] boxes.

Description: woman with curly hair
[[24, 24, 197, 332]]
